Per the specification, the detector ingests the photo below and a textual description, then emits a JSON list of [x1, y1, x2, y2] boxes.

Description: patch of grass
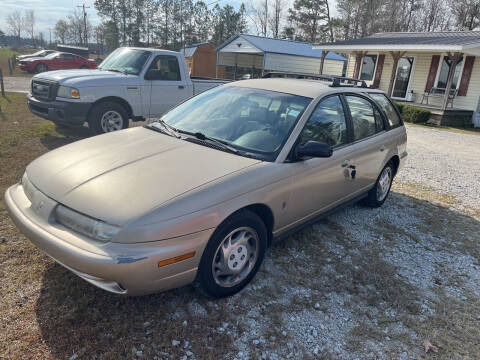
[[0, 47, 33, 77]]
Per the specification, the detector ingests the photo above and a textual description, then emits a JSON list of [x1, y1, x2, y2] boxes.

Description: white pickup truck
[[27, 47, 228, 134]]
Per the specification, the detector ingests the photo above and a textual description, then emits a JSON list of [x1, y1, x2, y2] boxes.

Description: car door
[[286, 95, 360, 225], [342, 94, 389, 191], [58, 53, 76, 69], [146, 54, 191, 118]]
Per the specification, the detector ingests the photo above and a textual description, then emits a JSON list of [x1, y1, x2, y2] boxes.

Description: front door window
[[392, 57, 414, 99]]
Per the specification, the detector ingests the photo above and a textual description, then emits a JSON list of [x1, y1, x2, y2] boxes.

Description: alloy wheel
[[100, 110, 124, 132], [376, 166, 392, 202], [211, 226, 259, 288]]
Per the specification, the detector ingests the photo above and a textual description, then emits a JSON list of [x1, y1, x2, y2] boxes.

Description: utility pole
[[77, 3, 90, 47]]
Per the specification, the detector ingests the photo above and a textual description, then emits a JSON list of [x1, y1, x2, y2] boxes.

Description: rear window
[[369, 93, 402, 128]]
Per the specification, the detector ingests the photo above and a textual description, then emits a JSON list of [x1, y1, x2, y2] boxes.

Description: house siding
[[346, 52, 480, 111]]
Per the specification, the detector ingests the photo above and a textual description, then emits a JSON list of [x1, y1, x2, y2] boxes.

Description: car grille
[[31, 79, 58, 101]]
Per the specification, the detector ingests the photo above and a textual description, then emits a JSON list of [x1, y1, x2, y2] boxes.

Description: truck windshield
[[158, 86, 312, 161], [98, 48, 151, 75]]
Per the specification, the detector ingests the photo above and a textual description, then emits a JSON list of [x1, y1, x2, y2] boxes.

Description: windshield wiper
[[186, 131, 239, 155], [146, 120, 181, 138], [102, 68, 128, 75]]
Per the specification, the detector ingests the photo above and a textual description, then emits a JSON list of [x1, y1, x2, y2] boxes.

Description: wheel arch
[[87, 96, 134, 120], [389, 154, 400, 176], [227, 203, 275, 246]]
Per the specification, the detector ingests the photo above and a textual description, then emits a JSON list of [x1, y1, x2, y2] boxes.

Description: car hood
[[26, 127, 261, 225], [34, 69, 137, 87]]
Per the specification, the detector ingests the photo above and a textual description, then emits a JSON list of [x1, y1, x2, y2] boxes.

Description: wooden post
[[0, 68, 5, 97], [352, 51, 365, 79], [8, 58, 13, 75], [442, 52, 462, 110], [319, 50, 329, 75], [387, 51, 406, 97], [12, 55, 16, 68]]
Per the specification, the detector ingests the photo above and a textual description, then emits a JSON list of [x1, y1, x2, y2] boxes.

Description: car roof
[[225, 78, 386, 99]]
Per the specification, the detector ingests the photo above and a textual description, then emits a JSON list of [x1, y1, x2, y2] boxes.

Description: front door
[[146, 54, 191, 118], [285, 95, 358, 227], [392, 57, 414, 99]]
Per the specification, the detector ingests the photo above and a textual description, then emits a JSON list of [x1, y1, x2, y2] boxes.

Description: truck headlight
[[55, 205, 121, 242], [57, 86, 80, 99]]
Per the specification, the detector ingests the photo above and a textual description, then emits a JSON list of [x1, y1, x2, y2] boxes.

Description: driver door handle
[[178, 85, 185, 89]]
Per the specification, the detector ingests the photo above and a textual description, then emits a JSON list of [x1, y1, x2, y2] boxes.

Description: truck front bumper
[[5, 183, 212, 296], [27, 93, 91, 127]]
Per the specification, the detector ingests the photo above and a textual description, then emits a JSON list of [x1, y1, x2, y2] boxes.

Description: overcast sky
[[1, 0, 338, 41]]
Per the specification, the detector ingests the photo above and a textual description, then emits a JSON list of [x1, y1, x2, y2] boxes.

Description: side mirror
[[145, 69, 162, 80], [295, 141, 333, 159]]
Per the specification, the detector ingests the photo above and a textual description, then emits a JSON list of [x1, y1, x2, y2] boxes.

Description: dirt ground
[[0, 93, 479, 359]]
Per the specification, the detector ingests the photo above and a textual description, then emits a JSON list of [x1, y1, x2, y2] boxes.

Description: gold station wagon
[[5, 74, 407, 298]]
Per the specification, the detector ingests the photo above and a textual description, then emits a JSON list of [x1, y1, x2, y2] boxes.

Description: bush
[[393, 101, 430, 124]]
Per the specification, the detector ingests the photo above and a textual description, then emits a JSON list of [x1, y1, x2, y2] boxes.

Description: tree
[[7, 11, 24, 45], [249, 0, 269, 36], [451, 0, 480, 30], [54, 20, 68, 44], [24, 10, 35, 47], [268, 0, 285, 38], [288, 0, 330, 43]]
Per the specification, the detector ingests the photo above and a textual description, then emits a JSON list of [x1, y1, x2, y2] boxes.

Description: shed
[[181, 43, 219, 78], [216, 34, 347, 80], [57, 44, 89, 58]]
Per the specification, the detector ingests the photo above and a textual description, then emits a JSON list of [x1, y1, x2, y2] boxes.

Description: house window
[[360, 55, 377, 81], [437, 55, 463, 89]]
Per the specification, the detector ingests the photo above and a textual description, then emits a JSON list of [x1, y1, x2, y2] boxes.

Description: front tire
[[365, 162, 394, 208], [88, 101, 129, 135], [197, 210, 267, 298]]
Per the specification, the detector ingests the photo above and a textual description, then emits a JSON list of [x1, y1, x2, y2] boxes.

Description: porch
[[395, 100, 474, 127], [314, 32, 480, 127]]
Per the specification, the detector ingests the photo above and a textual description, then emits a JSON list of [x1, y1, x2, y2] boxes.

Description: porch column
[[352, 51, 366, 79], [319, 50, 329, 75], [442, 52, 463, 110], [387, 51, 406, 97]]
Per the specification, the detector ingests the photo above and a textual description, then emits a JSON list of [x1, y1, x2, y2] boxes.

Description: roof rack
[[262, 71, 368, 88]]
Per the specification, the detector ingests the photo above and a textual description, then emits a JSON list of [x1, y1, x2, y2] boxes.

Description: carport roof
[[217, 34, 347, 61]]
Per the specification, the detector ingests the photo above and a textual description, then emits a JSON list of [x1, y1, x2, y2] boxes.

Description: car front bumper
[[5, 183, 213, 296], [27, 93, 91, 127]]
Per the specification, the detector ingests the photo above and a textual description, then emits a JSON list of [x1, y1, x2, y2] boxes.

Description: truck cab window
[[149, 55, 181, 81]]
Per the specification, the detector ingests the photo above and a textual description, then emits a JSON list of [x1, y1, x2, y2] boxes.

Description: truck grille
[[31, 79, 58, 101]]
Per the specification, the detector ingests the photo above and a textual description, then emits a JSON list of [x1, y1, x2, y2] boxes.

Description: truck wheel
[[88, 101, 129, 135], [196, 210, 267, 298], [35, 63, 48, 73]]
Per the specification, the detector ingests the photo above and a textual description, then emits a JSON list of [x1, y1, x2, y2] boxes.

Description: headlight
[[21, 172, 36, 203], [57, 86, 80, 99], [55, 205, 121, 242]]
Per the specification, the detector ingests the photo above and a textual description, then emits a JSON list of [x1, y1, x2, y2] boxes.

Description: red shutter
[[458, 56, 475, 96], [373, 54, 385, 88], [425, 55, 440, 92]]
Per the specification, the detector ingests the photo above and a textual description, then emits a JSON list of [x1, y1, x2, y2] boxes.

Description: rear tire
[[35, 63, 48, 73], [364, 162, 394, 208], [87, 101, 129, 135], [196, 210, 267, 298]]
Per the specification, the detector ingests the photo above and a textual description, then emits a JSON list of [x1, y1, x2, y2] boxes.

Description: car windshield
[[31, 50, 47, 57], [157, 86, 312, 161], [45, 52, 59, 59], [98, 48, 151, 75]]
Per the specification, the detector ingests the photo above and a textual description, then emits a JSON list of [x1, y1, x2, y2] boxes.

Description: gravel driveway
[[1, 125, 479, 359]]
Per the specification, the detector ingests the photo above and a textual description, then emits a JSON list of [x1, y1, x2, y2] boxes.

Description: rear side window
[[300, 95, 347, 147], [345, 95, 381, 141], [369, 93, 402, 128]]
